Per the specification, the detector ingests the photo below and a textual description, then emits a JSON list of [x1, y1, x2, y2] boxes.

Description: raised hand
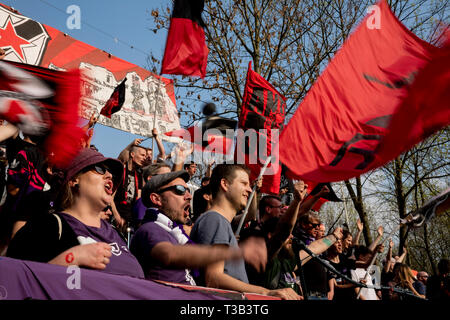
[[240, 236, 267, 273], [356, 219, 364, 232], [377, 225, 384, 237], [332, 227, 343, 241], [293, 180, 308, 201], [152, 127, 158, 138], [88, 112, 98, 128], [251, 176, 263, 191], [318, 185, 330, 197]]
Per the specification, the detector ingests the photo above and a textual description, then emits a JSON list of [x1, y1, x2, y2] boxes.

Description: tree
[[376, 129, 450, 272], [148, 0, 448, 127], [147, 0, 449, 273]]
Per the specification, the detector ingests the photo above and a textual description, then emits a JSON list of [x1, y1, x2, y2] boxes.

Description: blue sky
[[4, 0, 182, 158]]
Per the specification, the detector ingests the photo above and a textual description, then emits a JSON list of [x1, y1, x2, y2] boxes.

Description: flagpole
[[235, 155, 272, 237], [152, 75, 163, 162], [341, 182, 350, 227]]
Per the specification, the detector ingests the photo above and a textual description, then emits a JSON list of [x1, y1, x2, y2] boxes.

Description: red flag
[[100, 78, 126, 118], [279, 0, 449, 183], [161, 0, 208, 78], [237, 62, 286, 194], [0, 60, 84, 167], [376, 36, 450, 161]]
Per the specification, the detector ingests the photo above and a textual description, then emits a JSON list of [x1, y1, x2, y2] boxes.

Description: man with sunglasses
[[413, 271, 429, 296], [293, 211, 341, 300], [130, 170, 268, 286]]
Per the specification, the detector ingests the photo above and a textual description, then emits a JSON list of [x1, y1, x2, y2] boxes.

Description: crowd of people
[[0, 44, 448, 300], [0, 113, 448, 302]]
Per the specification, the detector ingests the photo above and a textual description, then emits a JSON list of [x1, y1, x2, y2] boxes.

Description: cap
[[141, 170, 190, 208], [62, 148, 123, 190]]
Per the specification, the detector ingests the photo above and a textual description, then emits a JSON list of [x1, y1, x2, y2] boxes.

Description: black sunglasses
[[309, 222, 321, 228], [85, 163, 110, 175], [157, 185, 189, 196]]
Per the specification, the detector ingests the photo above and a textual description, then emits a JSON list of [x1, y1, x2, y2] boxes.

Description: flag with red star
[[0, 17, 32, 61]]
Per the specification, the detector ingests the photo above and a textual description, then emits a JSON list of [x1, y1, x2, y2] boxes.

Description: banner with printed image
[[0, 3, 181, 140]]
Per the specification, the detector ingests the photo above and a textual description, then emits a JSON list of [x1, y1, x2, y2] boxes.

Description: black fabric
[[309, 183, 342, 202], [13, 188, 58, 222], [192, 187, 208, 222], [295, 230, 329, 296], [426, 275, 450, 301], [381, 269, 395, 300], [298, 255, 329, 295], [114, 166, 143, 224], [0, 136, 48, 240], [7, 212, 79, 263], [263, 257, 301, 295], [172, 0, 205, 27], [327, 259, 356, 301]]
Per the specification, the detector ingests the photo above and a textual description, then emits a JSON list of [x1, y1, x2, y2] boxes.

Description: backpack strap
[[53, 213, 62, 240]]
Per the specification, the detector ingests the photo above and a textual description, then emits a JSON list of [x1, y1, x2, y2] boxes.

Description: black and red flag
[[279, 0, 449, 183], [304, 181, 342, 212], [237, 62, 286, 195], [161, 0, 209, 78], [100, 78, 127, 118], [0, 60, 84, 167]]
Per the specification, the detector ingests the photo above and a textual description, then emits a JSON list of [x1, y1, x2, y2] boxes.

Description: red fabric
[[0, 61, 84, 167], [161, 17, 208, 78], [238, 62, 285, 194], [280, 0, 448, 183], [376, 36, 450, 161]]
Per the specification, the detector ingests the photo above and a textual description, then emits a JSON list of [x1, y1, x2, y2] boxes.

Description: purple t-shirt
[[130, 221, 196, 285], [59, 213, 144, 279]]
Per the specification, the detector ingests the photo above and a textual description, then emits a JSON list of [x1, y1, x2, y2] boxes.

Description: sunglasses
[[308, 222, 321, 228], [157, 185, 189, 196], [85, 163, 110, 175]]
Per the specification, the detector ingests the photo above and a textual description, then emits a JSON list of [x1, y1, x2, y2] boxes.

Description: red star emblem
[[1, 100, 28, 123], [0, 17, 32, 61]]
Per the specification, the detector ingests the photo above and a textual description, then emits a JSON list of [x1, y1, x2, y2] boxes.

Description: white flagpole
[[152, 78, 163, 162], [235, 155, 272, 237]]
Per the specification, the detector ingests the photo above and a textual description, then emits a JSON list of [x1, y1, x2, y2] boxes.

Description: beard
[[161, 198, 185, 224]]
